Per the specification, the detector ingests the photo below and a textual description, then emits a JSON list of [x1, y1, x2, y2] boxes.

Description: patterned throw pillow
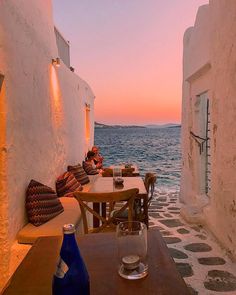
[[56, 172, 83, 197], [82, 161, 99, 175], [26, 179, 64, 226], [67, 163, 90, 185]]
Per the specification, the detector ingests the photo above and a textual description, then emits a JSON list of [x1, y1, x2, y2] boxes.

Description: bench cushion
[[82, 161, 99, 175], [18, 197, 81, 244], [67, 163, 90, 185], [56, 172, 82, 197], [26, 179, 64, 226]]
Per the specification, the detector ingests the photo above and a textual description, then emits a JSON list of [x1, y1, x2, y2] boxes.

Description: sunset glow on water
[[95, 126, 181, 191]]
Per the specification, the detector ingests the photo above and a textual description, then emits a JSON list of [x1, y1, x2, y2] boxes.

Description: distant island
[[95, 122, 181, 129], [145, 123, 181, 129], [95, 122, 146, 129]]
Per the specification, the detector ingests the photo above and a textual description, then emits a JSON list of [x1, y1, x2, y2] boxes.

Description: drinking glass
[[113, 166, 122, 182], [116, 221, 148, 280]]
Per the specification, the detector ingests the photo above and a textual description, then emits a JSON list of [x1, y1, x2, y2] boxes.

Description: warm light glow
[[0, 76, 6, 147], [49, 65, 63, 127], [85, 103, 90, 142], [0, 75, 7, 197], [0, 75, 8, 291]]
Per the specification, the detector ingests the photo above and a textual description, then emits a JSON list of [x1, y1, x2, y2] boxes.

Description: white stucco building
[[181, 0, 236, 260], [0, 0, 95, 288]]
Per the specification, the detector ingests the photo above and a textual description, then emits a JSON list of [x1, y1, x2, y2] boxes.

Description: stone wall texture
[[0, 0, 95, 289], [181, 0, 236, 260]]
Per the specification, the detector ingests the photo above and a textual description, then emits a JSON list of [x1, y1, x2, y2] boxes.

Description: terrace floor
[[149, 189, 236, 295], [8, 190, 236, 295]]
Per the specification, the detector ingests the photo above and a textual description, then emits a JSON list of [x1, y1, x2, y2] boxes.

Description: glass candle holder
[[113, 166, 122, 183], [116, 221, 148, 280]]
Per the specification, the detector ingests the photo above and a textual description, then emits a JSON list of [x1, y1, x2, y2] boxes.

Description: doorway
[[192, 92, 211, 195]]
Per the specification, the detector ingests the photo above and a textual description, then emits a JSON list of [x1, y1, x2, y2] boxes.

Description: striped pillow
[[67, 163, 90, 185], [56, 172, 83, 197], [26, 180, 64, 226], [82, 161, 99, 175]]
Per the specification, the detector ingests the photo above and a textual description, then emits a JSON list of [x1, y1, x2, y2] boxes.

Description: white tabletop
[[89, 176, 147, 196]]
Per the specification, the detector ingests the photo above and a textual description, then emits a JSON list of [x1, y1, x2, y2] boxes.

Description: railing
[[54, 26, 70, 68]]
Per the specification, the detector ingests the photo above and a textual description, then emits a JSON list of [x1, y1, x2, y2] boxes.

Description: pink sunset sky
[[53, 0, 208, 125]]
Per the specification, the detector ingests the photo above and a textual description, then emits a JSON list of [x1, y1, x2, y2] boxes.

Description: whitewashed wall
[[0, 0, 95, 287], [181, 0, 236, 260], [180, 4, 211, 206]]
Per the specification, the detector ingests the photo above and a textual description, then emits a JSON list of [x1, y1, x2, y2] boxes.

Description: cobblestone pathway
[[149, 189, 236, 295]]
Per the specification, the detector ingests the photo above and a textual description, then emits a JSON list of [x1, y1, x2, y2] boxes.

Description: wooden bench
[[17, 175, 99, 244], [17, 197, 82, 244]]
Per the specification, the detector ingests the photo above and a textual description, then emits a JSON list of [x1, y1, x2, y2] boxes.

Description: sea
[[94, 126, 181, 193]]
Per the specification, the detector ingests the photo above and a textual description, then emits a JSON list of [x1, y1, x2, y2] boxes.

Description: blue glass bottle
[[52, 224, 90, 295]]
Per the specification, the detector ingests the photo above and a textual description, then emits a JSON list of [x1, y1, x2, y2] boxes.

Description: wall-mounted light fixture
[[85, 103, 91, 111], [52, 57, 61, 67]]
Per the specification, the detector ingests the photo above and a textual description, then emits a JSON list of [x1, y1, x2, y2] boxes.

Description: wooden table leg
[[93, 203, 99, 228], [102, 202, 106, 219], [143, 195, 149, 229], [93, 202, 107, 228]]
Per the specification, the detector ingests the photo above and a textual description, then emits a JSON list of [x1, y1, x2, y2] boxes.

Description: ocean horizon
[[95, 122, 181, 128], [94, 126, 181, 192]]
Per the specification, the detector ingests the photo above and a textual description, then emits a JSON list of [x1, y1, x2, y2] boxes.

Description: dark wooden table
[[2, 229, 190, 295]]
